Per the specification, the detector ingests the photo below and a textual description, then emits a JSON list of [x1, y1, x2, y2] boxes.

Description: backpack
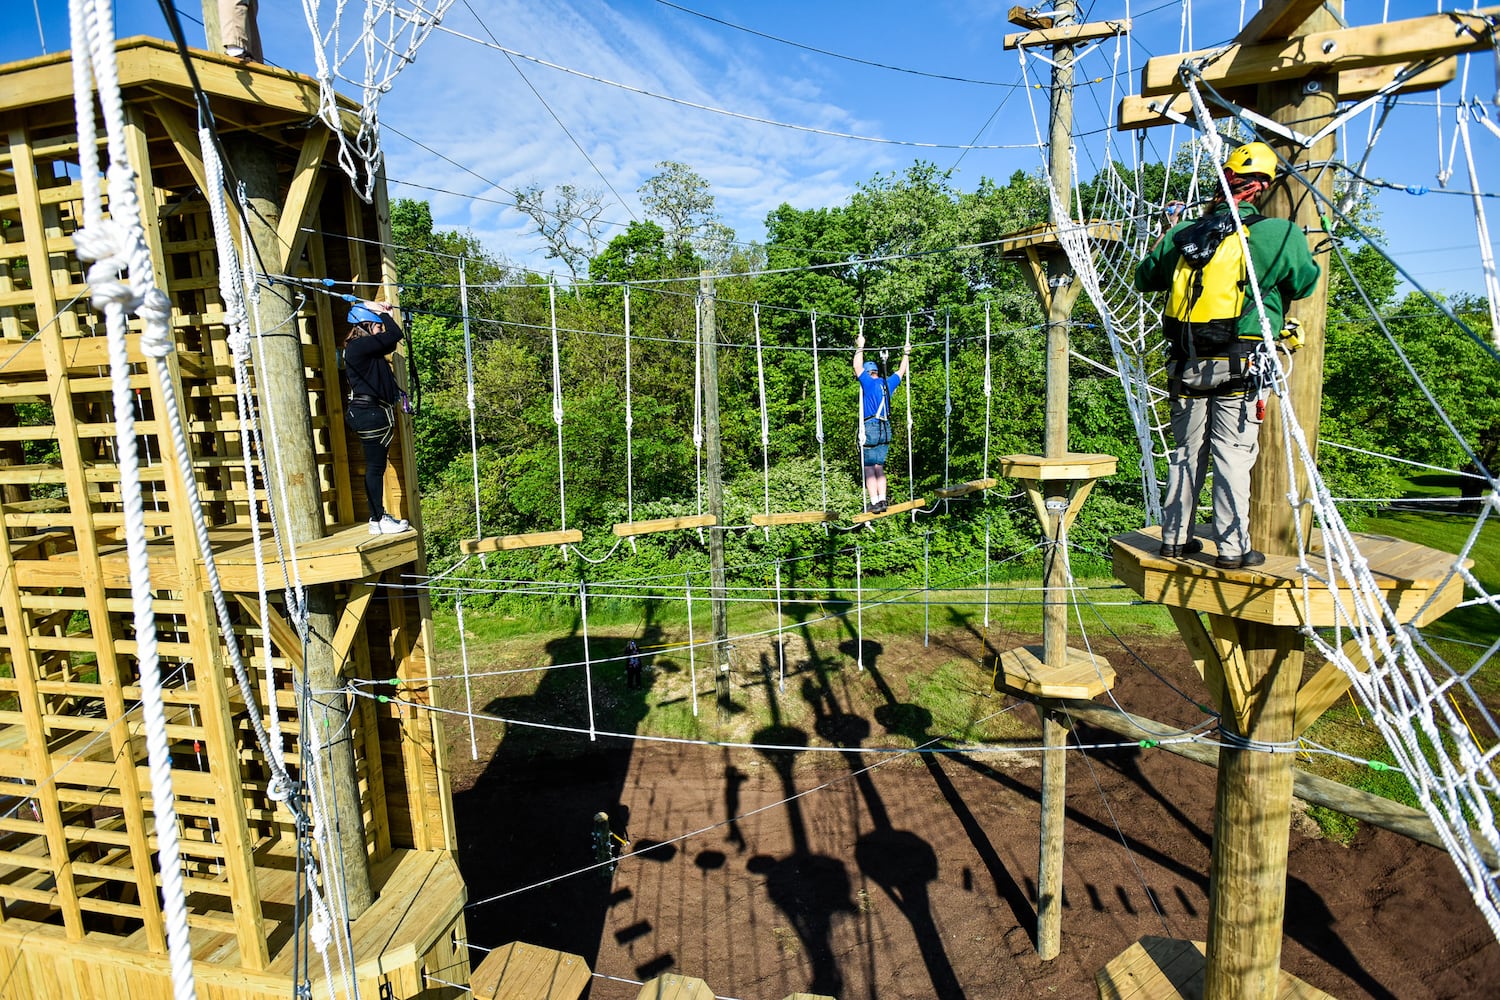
[[1163, 210, 1267, 361]]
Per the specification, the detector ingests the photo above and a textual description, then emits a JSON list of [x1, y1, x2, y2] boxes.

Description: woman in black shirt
[[344, 301, 411, 534]]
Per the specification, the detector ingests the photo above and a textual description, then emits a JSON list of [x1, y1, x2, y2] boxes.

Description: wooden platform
[[995, 221, 1124, 257], [1111, 526, 1468, 629], [999, 452, 1119, 481], [1097, 936, 1336, 999], [613, 514, 716, 537], [11, 523, 421, 592], [750, 510, 836, 526], [461, 529, 582, 554], [935, 477, 998, 499], [996, 644, 1117, 699], [850, 497, 926, 524], [637, 973, 715, 1000], [470, 941, 591, 1000]]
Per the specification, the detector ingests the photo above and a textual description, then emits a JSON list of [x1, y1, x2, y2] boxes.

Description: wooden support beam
[[612, 514, 717, 537], [1238, 0, 1328, 44], [1206, 613, 1253, 734], [331, 583, 377, 667], [1293, 639, 1369, 737], [1007, 6, 1053, 32], [460, 529, 582, 554], [1141, 8, 1499, 97], [1165, 605, 1229, 716], [275, 127, 330, 271], [233, 595, 306, 669], [1004, 18, 1129, 50], [1118, 59, 1456, 130]]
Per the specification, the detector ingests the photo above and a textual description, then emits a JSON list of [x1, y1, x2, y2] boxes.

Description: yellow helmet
[[1224, 141, 1277, 180]]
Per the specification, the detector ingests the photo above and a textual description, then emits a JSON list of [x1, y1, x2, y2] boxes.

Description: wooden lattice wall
[[0, 38, 466, 999]]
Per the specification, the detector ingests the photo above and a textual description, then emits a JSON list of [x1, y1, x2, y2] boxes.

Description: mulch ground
[[447, 628, 1499, 1000]]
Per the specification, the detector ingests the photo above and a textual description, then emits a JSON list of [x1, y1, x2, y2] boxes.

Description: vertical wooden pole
[[230, 138, 373, 916], [700, 272, 730, 714], [1036, 0, 1077, 962], [1205, 4, 1340, 997]]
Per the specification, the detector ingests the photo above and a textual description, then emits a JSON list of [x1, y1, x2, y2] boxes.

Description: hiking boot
[[1216, 549, 1265, 570], [1159, 538, 1203, 559], [876, 499, 888, 514], [370, 514, 411, 535]]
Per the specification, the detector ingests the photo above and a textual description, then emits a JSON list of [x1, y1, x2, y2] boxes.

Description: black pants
[[346, 402, 394, 520]]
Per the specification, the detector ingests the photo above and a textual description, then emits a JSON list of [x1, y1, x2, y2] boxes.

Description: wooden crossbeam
[[1140, 8, 1499, 97], [934, 478, 998, 499], [1118, 59, 1457, 131], [612, 514, 716, 537], [460, 529, 582, 554], [749, 511, 835, 526], [1293, 639, 1371, 737], [1004, 18, 1129, 51], [1238, 0, 1327, 44]]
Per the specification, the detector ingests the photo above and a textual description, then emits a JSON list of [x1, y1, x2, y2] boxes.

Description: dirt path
[[449, 630, 1499, 999]]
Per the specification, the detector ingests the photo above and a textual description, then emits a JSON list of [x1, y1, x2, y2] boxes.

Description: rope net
[[1019, 36, 1500, 941], [300, 0, 457, 201]]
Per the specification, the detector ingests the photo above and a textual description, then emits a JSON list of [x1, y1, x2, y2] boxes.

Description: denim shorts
[[862, 417, 891, 466]]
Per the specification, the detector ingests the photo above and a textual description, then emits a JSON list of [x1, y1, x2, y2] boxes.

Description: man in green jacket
[[1135, 141, 1321, 569]]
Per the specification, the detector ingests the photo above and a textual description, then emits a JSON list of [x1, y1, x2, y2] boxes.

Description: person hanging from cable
[[852, 331, 910, 515], [344, 300, 413, 535], [1135, 140, 1320, 570]]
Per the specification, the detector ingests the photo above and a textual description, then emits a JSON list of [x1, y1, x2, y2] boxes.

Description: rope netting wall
[[1016, 27, 1500, 941]]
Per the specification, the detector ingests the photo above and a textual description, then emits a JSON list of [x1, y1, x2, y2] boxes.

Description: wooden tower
[[0, 38, 468, 999]]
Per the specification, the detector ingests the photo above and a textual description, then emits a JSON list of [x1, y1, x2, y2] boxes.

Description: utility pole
[[997, 3, 1125, 963], [700, 273, 730, 716], [202, 0, 373, 918]]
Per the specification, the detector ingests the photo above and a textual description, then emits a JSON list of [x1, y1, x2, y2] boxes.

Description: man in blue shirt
[[852, 334, 910, 514]]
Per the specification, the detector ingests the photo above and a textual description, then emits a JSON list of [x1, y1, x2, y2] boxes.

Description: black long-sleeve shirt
[[344, 315, 402, 404]]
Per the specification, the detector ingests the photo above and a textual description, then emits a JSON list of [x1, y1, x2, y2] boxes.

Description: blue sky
[[8, 1, 1498, 296]]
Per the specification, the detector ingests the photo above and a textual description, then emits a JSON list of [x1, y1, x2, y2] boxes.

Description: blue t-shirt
[[858, 371, 901, 420]]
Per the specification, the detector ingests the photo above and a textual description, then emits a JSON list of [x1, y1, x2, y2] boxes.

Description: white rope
[[685, 572, 698, 717], [548, 281, 568, 539], [623, 285, 636, 541], [68, 4, 194, 996], [811, 310, 828, 512], [459, 257, 485, 566], [580, 581, 596, 741], [456, 595, 478, 760], [1456, 106, 1500, 347], [300, 0, 456, 200], [754, 302, 771, 533]]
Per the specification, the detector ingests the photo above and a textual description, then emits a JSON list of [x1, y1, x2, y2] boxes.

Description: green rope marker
[[377, 694, 391, 704], [1139, 739, 1160, 749], [388, 677, 402, 686], [1367, 759, 1392, 771]]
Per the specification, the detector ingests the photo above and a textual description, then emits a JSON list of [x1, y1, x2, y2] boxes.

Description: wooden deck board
[[461, 529, 582, 554], [934, 477, 998, 499], [1111, 526, 1469, 628], [613, 515, 716, 537], [1096, 936, 1337, 999], [850, 498, 926, 524], [749, 511, 836, 526], [999, 452, 1118, 481], [471, 941, 591, 1000], [637, 974, 715, 1000]]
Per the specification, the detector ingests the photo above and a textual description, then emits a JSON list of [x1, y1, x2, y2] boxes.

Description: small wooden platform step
[[613, 514, 716, 537], [1111, 525, 1469, 629], [637, 973, 715, 1000], [850, 497, 926, 524], [470, 941, 591, 1000], [751, 510, 836, 527], [996, 644, 1116, 699], [995, 221, 1124, 257], [1000, 452, 1118, 481], [1097, 936, 1336, 999], [462, 529, 582, 554], [935, 477, 998, 499]]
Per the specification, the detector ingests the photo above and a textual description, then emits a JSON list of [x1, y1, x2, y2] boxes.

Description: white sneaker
[[369, 514, 410, 535]]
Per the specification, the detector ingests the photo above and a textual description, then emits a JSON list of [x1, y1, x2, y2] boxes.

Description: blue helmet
[[348, 304, 384, 326], [863, 360, 879, 374]]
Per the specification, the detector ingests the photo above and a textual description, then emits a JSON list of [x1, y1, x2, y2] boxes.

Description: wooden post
[[1037, 0, 1078, 962], [700, 273, 731, 714], [1204, 5, 1340, 998], [229, 138, 373, 916]]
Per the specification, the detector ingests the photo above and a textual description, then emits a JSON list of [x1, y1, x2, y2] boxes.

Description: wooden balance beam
[[460, 529, 582, 554], [849, 498, 926, 524], [612, 514, 717, 537], [934, 477, 998, 499], [750, 511, 836, 527]]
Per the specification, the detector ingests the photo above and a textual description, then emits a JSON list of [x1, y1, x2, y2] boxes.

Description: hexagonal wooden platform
[[470, 941, 591, 1000], [996, 644, 1117, 699], [1112, 526, 1468, 629], [1096, 936, 1336, 999]]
